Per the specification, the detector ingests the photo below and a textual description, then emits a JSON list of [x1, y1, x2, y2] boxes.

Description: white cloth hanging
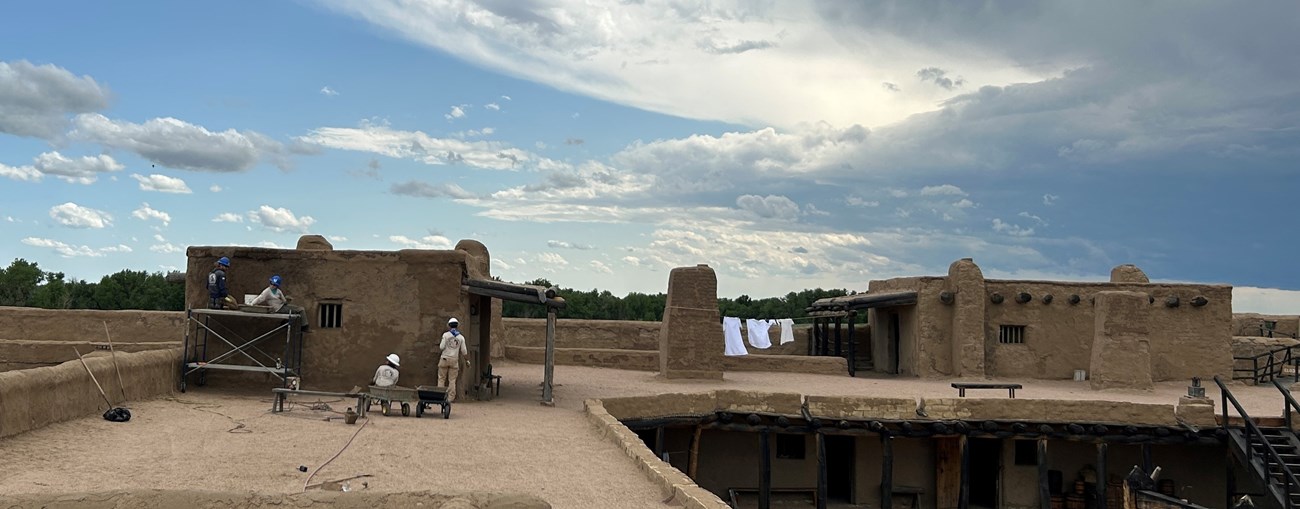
[[746, 318, 773, 349], [777, 318, 795, 345], [723, 317, 748, 356]]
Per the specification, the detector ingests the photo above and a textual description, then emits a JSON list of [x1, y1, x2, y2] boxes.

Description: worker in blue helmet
[[207, 257, 235, 309], [251, 274, 304, 316]]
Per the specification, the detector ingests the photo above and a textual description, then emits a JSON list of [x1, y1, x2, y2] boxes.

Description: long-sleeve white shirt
[[372, 365, 398, 387], [250, 286, 286, 310], [439, 330, 467, 361]]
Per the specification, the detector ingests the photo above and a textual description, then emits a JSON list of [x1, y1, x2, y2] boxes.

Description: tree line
[[0, 258, 184, 311], [0, 259, 852, 320], [500, 278, 852, 321]]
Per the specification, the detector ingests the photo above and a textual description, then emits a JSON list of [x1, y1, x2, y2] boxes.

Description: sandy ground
[[0, 361, 1286, 508]]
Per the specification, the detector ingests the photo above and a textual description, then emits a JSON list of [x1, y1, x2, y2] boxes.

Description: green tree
[[0, 258, 44, 306]]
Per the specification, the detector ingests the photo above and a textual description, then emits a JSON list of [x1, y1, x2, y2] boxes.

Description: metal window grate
[[319, 303, 343, 328], [999, 325, 1025, 344]]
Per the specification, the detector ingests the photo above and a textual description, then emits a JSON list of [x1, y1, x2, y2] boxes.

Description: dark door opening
[[826, 435, 855, 502], [889, 312, 901, 374], [969, 438, 1001, 508]]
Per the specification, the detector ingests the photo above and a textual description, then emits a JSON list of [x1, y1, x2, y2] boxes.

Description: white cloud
[[547, 240, 595, 250], [1233, 287, 1300, 315], [622, 256, 642, 266], [888, 189, 909, 198], [320, 86, 339, 96], [32, 151, 123, 184], [0, 163, 41, 182], [500, 95, 511, 101], [590, 260, 613, 274], [150, 242, 182, 254], [70, 113, 297, 172], [0, 60, 109, 138], [299, 121, 562, 171], [736, 194, 800, 220], [212, 212, 244, 223], [21, 237, 127, 258], [444, 105, 468, 120], [131, 173, 192, 194], [390, 180, 477, 199], [5, 216, 16, 222], [537, 252, 569, 266], [1043, 194, 1059, 206], [846, 196, 879, 208], [316, 2, 1050, 130], [492, 258, 513, 271], [952, 198, 975, 209], [48, 202, 111, 229], [132, 203, 171, 226], [1018, 211, 1048, 226], [210, 184, 223, 193], [484, 103, 500, 111], [992, 219, 1034, 237], [389, 234, 452, 249], [248, 205, 315, 233], [919, 184, 967, 196], [255, 241, 288, 249], [328, 235, 348, 242]]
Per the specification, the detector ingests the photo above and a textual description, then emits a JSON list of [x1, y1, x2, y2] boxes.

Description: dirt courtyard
[[0, 361, 1282, 508]]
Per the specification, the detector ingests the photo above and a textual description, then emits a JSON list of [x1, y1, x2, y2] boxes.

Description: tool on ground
[[103, 321, 127, 402], [73, 347, 131, 422]]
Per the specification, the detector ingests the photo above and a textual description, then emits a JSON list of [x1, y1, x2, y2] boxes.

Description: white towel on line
[[723, 316, 748, 356], [777, 318, 795, 345], [746, 318, 773, 349]]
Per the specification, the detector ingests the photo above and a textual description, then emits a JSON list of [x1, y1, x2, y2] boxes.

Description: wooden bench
[[727, 487, 817, 508], [952, 382, 1023, 398], [272, 388, 370, 416]]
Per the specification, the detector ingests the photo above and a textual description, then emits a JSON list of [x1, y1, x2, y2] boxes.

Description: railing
[[1216, 375, 1300, 508], [1275, 379, 1300, 430], [1234, 344, 1300, 384]]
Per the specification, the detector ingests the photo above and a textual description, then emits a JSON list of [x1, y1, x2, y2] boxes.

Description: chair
[[481, 363, 502, 397]]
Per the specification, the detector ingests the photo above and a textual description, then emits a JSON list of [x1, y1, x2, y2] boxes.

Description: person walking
[[438, 318, 468, 402]]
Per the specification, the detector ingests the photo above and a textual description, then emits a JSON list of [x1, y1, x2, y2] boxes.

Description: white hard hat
[[448, 317, 459, 326], [386, 353, 400, 367]]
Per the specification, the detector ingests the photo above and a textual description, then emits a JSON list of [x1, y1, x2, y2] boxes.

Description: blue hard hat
[[270, 275, 282, 286], [218, 257, 230, 267]]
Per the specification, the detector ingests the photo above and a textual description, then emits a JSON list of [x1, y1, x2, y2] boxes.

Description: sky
[[2, 1, 1299, 313]]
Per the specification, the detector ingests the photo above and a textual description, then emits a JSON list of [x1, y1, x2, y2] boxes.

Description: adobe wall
[[0, 307, 183, 372], [982, 280, 1232, 381], [1233, 313, 1299, 338], [185, 246, 475, 393], [0, 490, 550, 508], [0, 348, 179, 438], [502, 317, 814, 355], [867, 277, 947, 376]]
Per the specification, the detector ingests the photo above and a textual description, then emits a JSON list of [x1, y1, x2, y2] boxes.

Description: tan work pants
[[437, 357, 460, 402]]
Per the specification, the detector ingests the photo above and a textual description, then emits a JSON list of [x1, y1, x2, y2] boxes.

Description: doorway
[[969, 438, 1002, 508], [826, 435, 855, 503], [889, 312, 901, 374]]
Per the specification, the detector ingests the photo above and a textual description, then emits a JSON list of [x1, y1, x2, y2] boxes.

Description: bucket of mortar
[[344, 407, 358, 425]]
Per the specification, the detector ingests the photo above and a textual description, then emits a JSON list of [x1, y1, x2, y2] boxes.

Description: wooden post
[[655, 426, 666, 460], [834, 317, 843, 357], [542, 305, 556, 406], [816, 430, 828, 509], [688, 425, 702, 479], [937, 437, 962, 509], [959, 435, 970, 509], [1096, 442, 1108, 509], [847, 311, 857, 377], [1227, 452, 1236, 509], [760, 430, 772, 509], [882, 433, 894, 509], [1141, 443, 1152, 473], [1038, 438, 1050, 509]]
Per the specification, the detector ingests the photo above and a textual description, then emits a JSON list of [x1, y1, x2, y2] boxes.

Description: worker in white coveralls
[[438, 318, 468, 402], [372, 353, 400, 387]]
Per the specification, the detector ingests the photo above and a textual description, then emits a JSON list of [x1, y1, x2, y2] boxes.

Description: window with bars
[[999, 325, 1026, 344], [319, 303, 343, 328], [776, 433, 806, 459]]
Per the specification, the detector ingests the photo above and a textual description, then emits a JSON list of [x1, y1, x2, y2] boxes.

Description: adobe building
[[182, 235, 510, 397], [813, 259, 1234, 386]]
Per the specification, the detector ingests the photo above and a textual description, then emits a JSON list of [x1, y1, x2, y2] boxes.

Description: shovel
[[73, 347, 131, 422]]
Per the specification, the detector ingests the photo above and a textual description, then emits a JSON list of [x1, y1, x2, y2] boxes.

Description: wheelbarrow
[[415, 385, 452, 419], [367, 385, 417, 416]]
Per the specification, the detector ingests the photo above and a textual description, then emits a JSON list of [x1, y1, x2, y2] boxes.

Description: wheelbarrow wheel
[[401, 403, 411, 417], [442, 403, 451, 419], [381, 402, 391, 416], [416, 403, 424, 418]]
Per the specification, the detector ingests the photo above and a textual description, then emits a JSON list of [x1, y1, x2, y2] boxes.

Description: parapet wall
[[1233, 313, 1300, 338], [0, 307, 184, 372], [503, 317, 813, 355], [0, 348, 180, 438]]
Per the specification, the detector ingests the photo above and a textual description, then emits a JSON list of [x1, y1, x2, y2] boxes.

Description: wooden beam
[[959, 435, 970, 509], [1142, 442, 1152, 472], [1096, 442, 1108, 509], [816, 430, 828, 509], [847, 311, 857, 377], [655, 426, 666, 459], [688, 425, 702, 479], [881, 434, 894, 509], [542, 306, 556, 406], [1038, 438, 1050, 509], [760, 430, 772, 509]]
